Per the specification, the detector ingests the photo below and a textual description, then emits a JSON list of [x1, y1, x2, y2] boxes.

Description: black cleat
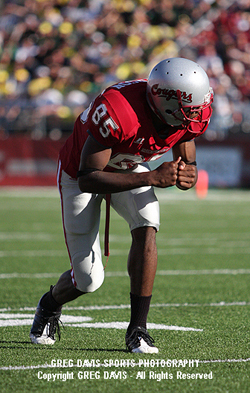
[[30, 290, 62, 345], [125, 326, 159, 353]]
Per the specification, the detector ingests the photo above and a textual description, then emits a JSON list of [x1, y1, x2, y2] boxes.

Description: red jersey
[[59, 80, 210, 178]]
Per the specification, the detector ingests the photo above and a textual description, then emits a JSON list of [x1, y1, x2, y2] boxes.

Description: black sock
[[127, 292, 152, 335], [40, 286, 62, 312]]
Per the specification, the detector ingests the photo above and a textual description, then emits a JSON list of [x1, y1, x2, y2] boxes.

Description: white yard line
[[0, 268, 250, 280], [1, 300, 249, 313], [62, 301, 250, 311], [199, 358, 250, 364], [0, 273, 60, 279], [0, 251, 66, 258], [0, 247, 249, 257], [0, 233, 54, 241], [0, 358, 249, 371], [0, 187, 250, 202]]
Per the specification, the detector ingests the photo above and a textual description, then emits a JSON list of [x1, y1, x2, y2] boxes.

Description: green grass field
[[0, 187, 249, 393]]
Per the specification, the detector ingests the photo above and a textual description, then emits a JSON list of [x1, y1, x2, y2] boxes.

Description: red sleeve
[[86, 89, 140, 148]]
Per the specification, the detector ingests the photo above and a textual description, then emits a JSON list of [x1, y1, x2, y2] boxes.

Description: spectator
[[1, 0, 250, 139]]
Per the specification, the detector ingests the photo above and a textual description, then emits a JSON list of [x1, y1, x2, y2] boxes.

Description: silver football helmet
[[147, 57, 213, 129]]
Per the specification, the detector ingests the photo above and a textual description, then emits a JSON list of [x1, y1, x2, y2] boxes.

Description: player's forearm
[[78, 170, 152, 194], [78, 159, 181, 193]]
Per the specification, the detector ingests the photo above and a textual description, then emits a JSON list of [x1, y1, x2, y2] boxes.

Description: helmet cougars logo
[[150, 84, 193, 103], [147, 57, 213, 130]]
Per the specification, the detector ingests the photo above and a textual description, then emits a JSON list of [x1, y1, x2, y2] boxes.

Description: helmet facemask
[[171, 88, 213, 130]]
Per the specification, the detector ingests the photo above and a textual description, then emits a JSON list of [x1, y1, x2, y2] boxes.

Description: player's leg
[[127, 225, 157, 321], [30, 167, 104, 344], [51, 270, 83, 305], [128, 226, 157, 297], [111, 163, 160, 353]]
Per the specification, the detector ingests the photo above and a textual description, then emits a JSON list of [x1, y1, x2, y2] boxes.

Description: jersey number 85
[[92, 104, 118, 138]]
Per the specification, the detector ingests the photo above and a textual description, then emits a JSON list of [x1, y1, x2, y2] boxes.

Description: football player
[[30, 58, 213, 353]]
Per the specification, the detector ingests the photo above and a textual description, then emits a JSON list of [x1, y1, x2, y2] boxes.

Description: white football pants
[[57, 162, 160, 292]]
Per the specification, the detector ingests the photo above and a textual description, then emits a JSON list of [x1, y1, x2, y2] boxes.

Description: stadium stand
[[1, 0, 250, 141]]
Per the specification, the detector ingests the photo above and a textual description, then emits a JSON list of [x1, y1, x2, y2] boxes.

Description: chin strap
[[104, 194, 111, 269]]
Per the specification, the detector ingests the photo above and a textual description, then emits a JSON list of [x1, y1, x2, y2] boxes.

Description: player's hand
[[176, 160, 197, 190], [151, 157, 181, 188]]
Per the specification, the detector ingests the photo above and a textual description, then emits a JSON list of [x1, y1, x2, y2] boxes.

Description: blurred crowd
[[1, 0, 250, 140]]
